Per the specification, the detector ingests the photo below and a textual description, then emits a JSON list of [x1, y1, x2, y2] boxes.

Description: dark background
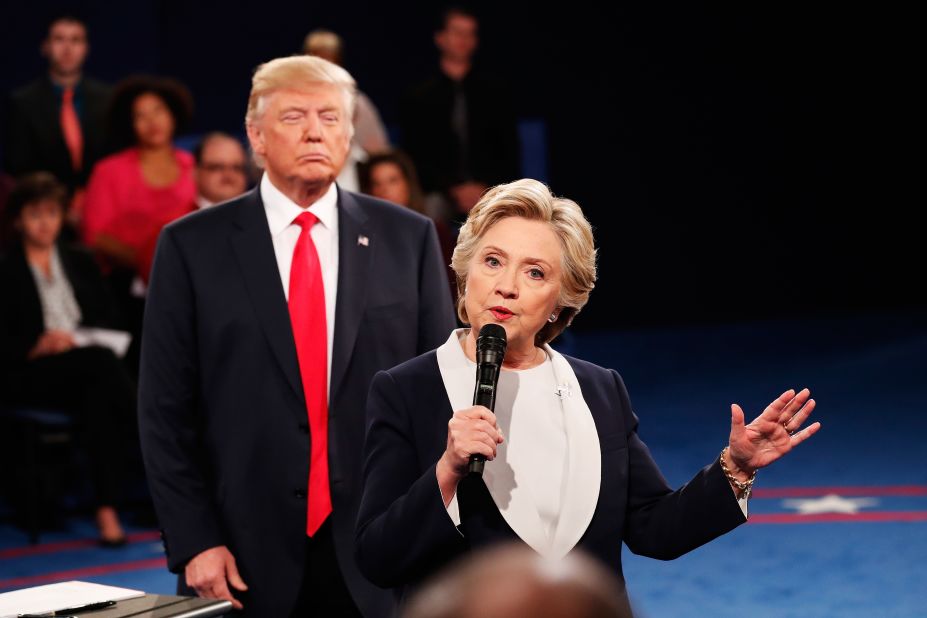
[[2, 2, 919, 329]]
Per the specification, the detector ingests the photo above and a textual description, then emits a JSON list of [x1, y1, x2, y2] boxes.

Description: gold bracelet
[[719, 447, 757, 498]]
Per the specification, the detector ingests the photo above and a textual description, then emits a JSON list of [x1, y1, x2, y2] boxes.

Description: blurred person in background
[[359, 149, 456, 299], [4, 14, 112, 230], [0, 172, 136, 546], [192, 132, 250, 209], [81, 75, 195, 372], [304, 28, 390, 191], [81, 75, 195, 280], [401, 7, 519, 224]]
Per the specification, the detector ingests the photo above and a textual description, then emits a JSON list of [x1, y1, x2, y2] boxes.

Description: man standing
[[5, 15, 110, 196], [139, 56, 455, 616], [401, 7, 520, 219], [192, 132, 250, 209]]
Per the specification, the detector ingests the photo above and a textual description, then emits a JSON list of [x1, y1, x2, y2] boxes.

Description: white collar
[[436, 329, 601, 557], [260, 173, 338, 235]]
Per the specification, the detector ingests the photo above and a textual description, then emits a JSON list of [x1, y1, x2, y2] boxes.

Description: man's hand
[[185, 545, 249, 610]]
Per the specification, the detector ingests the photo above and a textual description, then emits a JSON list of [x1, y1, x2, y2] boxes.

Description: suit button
[[294, 489, 306, 499], [298, 423, 309, 434]]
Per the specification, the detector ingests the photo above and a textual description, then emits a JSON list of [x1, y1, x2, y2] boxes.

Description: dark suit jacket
[[0, 243, 120, 374], [138, 187, 456, 617], [355, 350, 747, 601], [4, 76, 111, 189]]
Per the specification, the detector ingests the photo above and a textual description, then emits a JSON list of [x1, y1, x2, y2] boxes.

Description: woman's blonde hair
[[451, 179, 597, 345]]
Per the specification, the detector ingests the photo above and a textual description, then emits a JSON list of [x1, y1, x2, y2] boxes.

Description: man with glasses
[[192, 132, 250, 209]]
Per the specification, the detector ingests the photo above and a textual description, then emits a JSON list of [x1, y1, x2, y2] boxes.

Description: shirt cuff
[[737, 492, 749, 519], [444, 486, 461, 526]]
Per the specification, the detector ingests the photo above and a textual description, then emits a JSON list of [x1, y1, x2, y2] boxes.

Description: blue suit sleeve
[[355, 370, 465, 588], [138, 227, 224, 572], [614, 370, 747, 560]]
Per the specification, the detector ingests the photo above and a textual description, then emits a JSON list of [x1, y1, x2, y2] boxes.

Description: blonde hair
[[451, 179, 597, 345], [245, 55, 356, 129]]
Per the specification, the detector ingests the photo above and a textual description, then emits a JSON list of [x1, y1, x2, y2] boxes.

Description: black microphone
[[469, 323, 507, 476]]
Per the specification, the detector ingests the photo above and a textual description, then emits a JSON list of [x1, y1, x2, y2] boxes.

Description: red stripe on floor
[[752, 485, 927, 498], [0, 557, 167, 590], [0, 530, 161, 560], [749, 511, 927, 524]]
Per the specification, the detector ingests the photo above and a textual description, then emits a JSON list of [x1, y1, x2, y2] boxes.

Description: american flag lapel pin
[[357, 234, 369, 247]]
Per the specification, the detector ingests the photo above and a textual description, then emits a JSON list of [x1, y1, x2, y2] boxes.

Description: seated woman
[[359, 149, 457, 299], [0, 172, 137, 545], [81, 75, 196, 281], [355, 179, 821, 604]]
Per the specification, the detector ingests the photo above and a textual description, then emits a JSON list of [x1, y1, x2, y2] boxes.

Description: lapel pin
[[357, 235, 369, 247], [555, 385, 572, 399]]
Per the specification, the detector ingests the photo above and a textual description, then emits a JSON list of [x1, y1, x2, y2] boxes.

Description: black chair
[[0, 407, 79, 544]]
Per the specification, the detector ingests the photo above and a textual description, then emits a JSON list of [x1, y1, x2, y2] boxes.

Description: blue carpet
[[1, 311, 924, 616], [565, 311, 927, 617]]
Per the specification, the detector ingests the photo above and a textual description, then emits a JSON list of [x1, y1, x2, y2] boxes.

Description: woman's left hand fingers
[[789, 421, 821, 446], [781, 397, 816, 433]]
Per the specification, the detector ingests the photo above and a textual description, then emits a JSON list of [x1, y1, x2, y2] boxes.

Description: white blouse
[[478, 350, 567, 541], [438, 329, 602, 558], [29, 247, 82, 332]]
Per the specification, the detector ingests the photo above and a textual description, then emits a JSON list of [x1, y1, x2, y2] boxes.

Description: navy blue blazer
[[138, 187, 456, 617], [355, 349, 746, 600]]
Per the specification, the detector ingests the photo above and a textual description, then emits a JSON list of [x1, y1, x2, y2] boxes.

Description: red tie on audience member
[[60, 87, 83, 171], [289, 211, 332, 537]]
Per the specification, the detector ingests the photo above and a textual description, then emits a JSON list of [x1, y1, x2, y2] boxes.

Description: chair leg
[[23, 421, 40, 545]]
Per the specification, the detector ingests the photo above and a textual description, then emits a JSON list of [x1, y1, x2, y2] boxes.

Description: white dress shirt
[[261, 173, 339, 390]]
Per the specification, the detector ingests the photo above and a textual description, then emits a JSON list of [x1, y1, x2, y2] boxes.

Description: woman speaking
[[354, 179, 820, 602]]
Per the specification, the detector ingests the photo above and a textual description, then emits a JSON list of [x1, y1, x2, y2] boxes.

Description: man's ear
[[246, 121, 264, 158]]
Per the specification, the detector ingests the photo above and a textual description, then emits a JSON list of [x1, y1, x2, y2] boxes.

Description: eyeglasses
[[199, 162, 247, 174]]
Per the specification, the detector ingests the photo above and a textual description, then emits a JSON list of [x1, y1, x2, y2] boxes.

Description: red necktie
[[60, 87, 83, 171], [288, 211, 331, 536]]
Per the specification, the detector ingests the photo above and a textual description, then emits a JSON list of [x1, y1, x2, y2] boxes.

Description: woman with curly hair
[[81, 75, 196, 280]]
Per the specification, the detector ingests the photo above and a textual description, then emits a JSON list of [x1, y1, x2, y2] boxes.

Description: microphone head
[[476, 323, 507, 365]]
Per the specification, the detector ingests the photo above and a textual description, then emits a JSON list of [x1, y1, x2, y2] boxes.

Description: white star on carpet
[[782, 494, 878, 515]]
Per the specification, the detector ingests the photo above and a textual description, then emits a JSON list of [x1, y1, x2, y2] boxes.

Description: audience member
[[359, 150, 456, 298], [192, 132, 250, 209], [0, 172, 136, 546], [81, 75, 195, 281], [4, 14, 112, 226], [400, 7, 520, 222], [304, 28, 390, 191], [403, 544, 633, 618]]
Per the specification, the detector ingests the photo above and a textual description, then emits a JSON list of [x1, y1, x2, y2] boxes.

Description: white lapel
[[435, 330, 600, 557], [544, 343, 601, 558]]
